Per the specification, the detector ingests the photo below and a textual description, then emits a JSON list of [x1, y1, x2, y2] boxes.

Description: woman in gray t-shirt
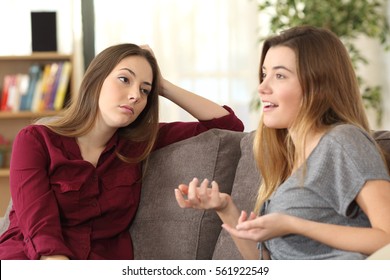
[[175, 26, 390, 259]]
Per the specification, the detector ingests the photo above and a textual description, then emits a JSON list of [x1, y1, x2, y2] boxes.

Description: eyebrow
[[262, 65, 294, 73], [119, 67, 153, 86]]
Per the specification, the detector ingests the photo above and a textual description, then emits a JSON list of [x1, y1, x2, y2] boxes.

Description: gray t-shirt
[[264, 124, 390, 260]]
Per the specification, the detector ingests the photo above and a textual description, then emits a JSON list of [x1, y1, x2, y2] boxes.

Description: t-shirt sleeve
[[310, 125, 390, 217]]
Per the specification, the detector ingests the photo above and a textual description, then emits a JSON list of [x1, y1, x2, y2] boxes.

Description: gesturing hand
[[222, 211, 294, 242], [175, 178, 229, 211]]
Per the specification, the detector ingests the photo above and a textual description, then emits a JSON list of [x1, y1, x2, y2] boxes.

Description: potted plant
[[252, 0, 390, 126]]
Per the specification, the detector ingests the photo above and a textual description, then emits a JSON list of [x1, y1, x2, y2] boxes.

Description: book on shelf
[[36, 63, 53, 112], [53, 61, 72, 111], [20, 64, 40, 111], [47, 62, 63, 110], [1, 74, 29, 112], [1, 75, 12, 111], [0, 61, 72, 113]]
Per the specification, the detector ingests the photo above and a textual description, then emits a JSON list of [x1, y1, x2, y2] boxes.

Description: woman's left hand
[[222, 211, 295, 242]]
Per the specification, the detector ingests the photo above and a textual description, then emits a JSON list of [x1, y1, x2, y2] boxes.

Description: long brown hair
[[44, 43, 160, 163], [254, 26, 370, 212]]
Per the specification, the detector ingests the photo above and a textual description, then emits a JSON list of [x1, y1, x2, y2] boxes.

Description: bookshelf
[[0, 53, 75, 217]]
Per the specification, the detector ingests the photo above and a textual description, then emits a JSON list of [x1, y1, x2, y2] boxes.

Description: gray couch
[[1, 128, 390, 259]]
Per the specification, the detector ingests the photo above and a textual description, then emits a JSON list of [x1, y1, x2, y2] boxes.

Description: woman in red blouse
[[0, 43, 244, 259]]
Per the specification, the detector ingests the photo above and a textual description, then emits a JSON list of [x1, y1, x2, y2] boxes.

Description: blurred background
[[0, 0, 389, 132]]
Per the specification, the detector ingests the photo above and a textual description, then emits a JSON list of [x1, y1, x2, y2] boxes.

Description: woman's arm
[[141, 45, 230, 120], [161, 79, 230, 120], [294, 179, 390, 255], [229, 179, 390, 256], [175, 178, 259, 259], [10, 127, 73, 259]]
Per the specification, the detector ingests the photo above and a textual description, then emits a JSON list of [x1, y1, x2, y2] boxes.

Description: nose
[[258, 78, 271, 96], [128, 86, 141, 102]]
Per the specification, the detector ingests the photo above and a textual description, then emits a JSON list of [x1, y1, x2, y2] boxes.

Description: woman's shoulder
[[325, 124, 374, 146], [16, 124, 62, 142], [316, 124, 381, 163], [18, 124, 51, 135]]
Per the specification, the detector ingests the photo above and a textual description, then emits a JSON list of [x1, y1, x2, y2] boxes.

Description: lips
[[119, 105, 134, 114], [263, 101, 278, 109]]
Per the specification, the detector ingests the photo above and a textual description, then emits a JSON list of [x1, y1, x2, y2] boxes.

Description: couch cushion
[[372, 130, 390, 171], [212, 131, 261, 259], [129, 129, 245, 259]]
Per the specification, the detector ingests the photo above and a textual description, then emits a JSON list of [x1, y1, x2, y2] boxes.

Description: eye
[[140, 87, 151, 95], [119, 76, 129, 83], [276, 73, 285, 79], [260, 72, 266, 81]]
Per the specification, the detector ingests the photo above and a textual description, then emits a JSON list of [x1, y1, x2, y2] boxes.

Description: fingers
[[139, 44, 156, 57], [175, 185, 189, 208], [210, 180, 220, 195], [197, 178, 210, 201], [187, 178, 201, 202], [222, 223, 260, 241], [175, 178, 204, 208], [175, 178, 219, 210], [249, 211, 257, 220], [238, 210, 248, 224], [236, 217, 261, 230]]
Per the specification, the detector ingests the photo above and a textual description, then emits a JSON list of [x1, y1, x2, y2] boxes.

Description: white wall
[[0, 0, 74, 55]]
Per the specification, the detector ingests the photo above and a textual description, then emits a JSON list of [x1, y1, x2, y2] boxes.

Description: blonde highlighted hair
[[254, 26, 370, 213]]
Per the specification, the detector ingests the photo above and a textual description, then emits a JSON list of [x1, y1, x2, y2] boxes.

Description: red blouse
[[0, 106, 243, 259]]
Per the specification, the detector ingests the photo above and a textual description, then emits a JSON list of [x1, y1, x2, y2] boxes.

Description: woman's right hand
[[40, 254, 69, 260], [175, 178, 230, 211]]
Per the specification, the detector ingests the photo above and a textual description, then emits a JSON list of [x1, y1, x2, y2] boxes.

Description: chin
[[263, 122, 288, 130]]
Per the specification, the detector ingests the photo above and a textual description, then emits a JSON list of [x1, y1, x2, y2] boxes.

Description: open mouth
[[263, 101, 278, 109]]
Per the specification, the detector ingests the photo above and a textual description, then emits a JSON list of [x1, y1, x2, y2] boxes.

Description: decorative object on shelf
[[31, 11, 58, 52], [252, 0, 390, 126], [0, 134, 11, 168]]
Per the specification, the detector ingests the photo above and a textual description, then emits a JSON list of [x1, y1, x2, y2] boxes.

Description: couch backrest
[[372, 130, 390, 172], [212, 131, 260, 259], [129, 128, 246, 259]]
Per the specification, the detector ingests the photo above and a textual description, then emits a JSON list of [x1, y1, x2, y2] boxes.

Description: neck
[[76, 125, 117, 167], [289, 128, 325, 171]]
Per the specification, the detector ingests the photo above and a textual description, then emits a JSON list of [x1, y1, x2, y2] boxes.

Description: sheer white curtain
[[94, 0, 261, 131]]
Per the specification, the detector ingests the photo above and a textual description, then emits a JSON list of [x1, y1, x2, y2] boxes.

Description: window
[[94, 0, 261, 131]]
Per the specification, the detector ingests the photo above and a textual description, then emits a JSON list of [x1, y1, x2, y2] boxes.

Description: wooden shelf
[[0, 110, 60, 119], [0, 53, 72, 61], [0, 169, 10, 177]]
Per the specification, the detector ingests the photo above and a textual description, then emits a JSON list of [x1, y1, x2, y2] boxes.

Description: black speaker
[[31, 12, 58, 52]]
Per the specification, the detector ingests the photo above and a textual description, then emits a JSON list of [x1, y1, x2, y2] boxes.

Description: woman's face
[[258, 46, 303, 129], [98, 55, 153, 130]]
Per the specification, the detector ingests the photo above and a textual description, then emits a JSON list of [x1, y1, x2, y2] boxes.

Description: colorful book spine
[[54, 61, 72, 111], [1, 75, 12, 111], [20, 64, 41, 111]]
